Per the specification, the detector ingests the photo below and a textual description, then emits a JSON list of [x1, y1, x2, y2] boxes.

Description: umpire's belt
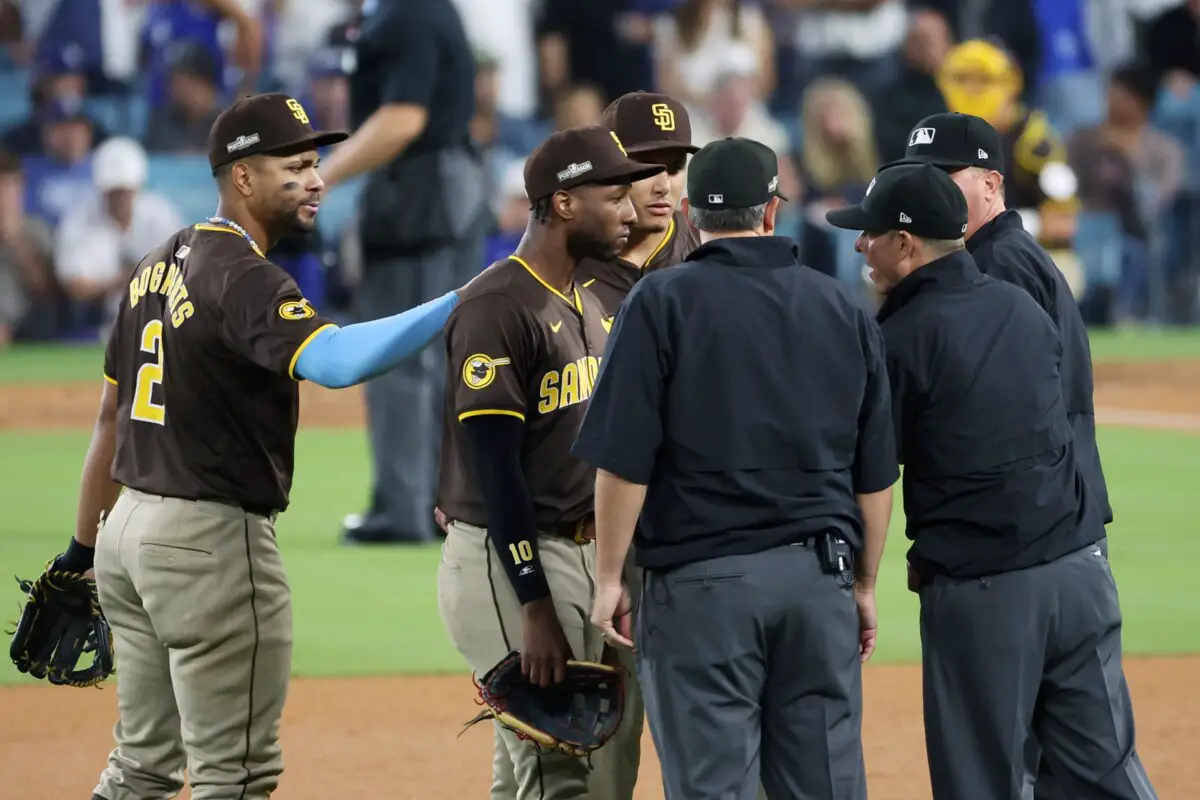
[[541, 515, 595, 545]]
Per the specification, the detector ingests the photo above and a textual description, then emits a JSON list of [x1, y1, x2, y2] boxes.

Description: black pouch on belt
[[816, 531, 855, 589]]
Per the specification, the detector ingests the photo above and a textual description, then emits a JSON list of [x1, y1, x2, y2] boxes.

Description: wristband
[[56, 537, 96, 572]]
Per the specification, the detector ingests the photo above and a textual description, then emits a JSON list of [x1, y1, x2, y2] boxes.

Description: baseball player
[[64, 93, 474, 800], [826, 163, 1157, 800], [572, 90, 699, 800], [434, 126, 663, 800]]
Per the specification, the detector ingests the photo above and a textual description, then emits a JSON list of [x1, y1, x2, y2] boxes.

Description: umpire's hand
[[521, 597, 575, 687], [854, 586, 878, 662], [591, 580, 634, 651]]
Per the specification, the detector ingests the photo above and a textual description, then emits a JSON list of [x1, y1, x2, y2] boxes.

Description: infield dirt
[[2, 358, 1198, 798]]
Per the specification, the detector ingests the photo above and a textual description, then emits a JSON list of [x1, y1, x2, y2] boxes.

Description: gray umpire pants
[[355, 220, 485, 538], [920, 539, 1158, 800], [636, 543, 866, 800]]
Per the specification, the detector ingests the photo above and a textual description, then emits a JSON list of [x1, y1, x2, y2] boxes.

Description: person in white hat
[[54, 137, 183, 326]]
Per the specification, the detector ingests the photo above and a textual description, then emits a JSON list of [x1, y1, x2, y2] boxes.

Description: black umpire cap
[[523, 126, 665, 201], [825, 163, 968, 240], [889, 112, 1005, 173], [208, 93, 348, 172], [687, 137, 788, 210]]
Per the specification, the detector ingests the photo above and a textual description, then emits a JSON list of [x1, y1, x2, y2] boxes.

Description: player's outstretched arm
[[294, 290, 459, 388]]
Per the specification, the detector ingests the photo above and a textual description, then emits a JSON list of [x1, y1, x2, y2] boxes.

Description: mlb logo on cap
[[909, 127, 936, 146]]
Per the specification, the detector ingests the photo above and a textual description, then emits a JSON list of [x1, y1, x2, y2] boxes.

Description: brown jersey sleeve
[[219, 261, 337, 379], [102, 313, 121, 385], [447, 294, 536, 423]]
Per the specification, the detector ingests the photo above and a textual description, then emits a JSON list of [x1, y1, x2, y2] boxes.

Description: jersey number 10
[[508, 540, 534, 565], [132, 320, 166, 425]]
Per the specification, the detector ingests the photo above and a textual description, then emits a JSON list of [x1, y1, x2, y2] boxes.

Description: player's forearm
[[295, 290, 459, 388], [73, 405, 120, 552], [854, 487, 893, 589], [464, 416, 553, 604], [593, 469, 646, 586], [320, 104, 426, 187]]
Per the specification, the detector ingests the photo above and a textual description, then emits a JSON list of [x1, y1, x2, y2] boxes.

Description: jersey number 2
[[132, 320, 166, 425]]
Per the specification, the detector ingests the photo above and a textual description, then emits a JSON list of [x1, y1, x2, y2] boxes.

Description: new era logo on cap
[[909, 127, 936, 146], [900, 212, 912, 223], [978, 149, 989, 159]]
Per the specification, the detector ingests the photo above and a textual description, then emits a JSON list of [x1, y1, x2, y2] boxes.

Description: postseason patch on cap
[[557, 161, 593, 183], [227, 133, 261, 153]]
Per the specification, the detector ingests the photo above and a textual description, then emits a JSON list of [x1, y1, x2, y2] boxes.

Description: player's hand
[[433, 507, 448, 533], [520, 596, 574, 687], [854, 585, 877, 663], [591, 580, 634, 651]]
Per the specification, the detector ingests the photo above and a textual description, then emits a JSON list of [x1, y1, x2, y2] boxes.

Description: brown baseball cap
[[208, 93, 348, 172], [524, 126, 666, 201], [602, 91, 698, 154]]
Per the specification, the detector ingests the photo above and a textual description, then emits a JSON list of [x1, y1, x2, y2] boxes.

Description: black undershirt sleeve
[[463, 414, 552, 605]]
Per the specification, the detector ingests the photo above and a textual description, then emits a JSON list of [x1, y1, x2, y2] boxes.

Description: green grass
[[0, 328, 1197, 386], [1, 423, 1197, 686]]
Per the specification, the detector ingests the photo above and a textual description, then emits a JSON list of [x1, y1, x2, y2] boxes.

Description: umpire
[[573, 137, 899, 800], [826, 163, 1158, 800], [891, 112, 1112, 529], [320, 0, 486, 544]]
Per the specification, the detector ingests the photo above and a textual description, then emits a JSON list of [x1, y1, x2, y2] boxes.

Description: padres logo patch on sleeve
[[278, 298, 316, 320], [463, 353, 512, 390]]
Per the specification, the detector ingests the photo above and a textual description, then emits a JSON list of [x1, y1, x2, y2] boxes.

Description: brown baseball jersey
[[102, 223, 335, 515], [436, 255, 610, 528], [575, 209, 700, 316]]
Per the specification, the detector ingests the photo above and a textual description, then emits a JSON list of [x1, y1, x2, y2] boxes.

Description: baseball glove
[[8, 562, 114, 687], [460, 650, 625, 757]]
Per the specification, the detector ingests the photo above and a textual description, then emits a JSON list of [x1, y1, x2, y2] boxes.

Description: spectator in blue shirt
[[1, 46, 111, 156], [140, 0, 263, 107], [21, 95, 96, 228], [143, 42, 223, 153]]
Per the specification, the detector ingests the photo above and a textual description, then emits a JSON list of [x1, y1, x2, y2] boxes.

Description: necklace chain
[[207, 216, 263, 257]]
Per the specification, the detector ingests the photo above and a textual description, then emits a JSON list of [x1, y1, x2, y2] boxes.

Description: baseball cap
[[602, 92, 698, 154], [37, 45, 86, 77], [93, 137, 148, 191], [208, 93, 348, 172], [825, 163, 968, 240], [888, 112, 1005, 173], [523, 126, 665, 201], [686, 137, 787, 210]]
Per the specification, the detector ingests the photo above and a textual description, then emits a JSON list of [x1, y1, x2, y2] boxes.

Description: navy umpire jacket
[[968, 210, 1112, 525], [573, 237, 898, 572], [878, 249, 1104, 579]]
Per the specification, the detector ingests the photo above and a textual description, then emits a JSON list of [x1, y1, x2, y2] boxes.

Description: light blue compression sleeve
[[294, 290, 459, 388]]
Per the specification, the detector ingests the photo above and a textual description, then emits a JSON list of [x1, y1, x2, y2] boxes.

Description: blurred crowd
[[1, 0, 1199, 350]]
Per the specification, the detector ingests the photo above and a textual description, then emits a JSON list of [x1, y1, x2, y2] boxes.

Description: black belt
[[541, 515, 595, 545], [208, 497, 277, 519]]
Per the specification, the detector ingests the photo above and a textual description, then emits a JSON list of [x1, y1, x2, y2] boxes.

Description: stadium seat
[[86, 94, 149, 140], [317, 174, 364, 240], [1073, 210, 1123, 289], [0, 68, 31, 128], [144, 154, 217, 224]]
